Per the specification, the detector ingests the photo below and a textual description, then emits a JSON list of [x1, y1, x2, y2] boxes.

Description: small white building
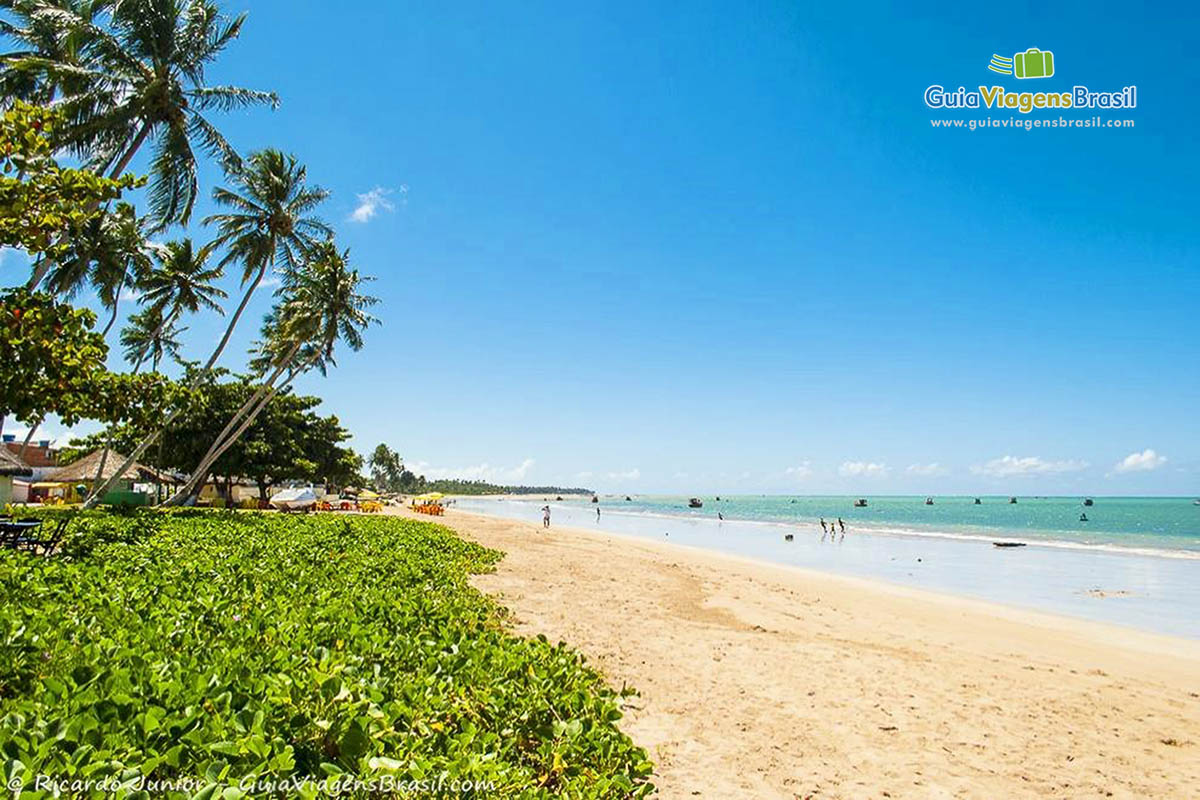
[[0, 447, 33, 505]]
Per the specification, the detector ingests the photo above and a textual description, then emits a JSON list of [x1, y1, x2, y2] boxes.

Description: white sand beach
[[396, 505, 1200, 799]]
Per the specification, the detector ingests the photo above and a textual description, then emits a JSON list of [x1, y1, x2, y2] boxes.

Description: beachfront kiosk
[[411, 492, 445, 516]]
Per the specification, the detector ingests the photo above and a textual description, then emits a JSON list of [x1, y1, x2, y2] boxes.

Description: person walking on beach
[[596, 506, 601, 521], [718, 512, 724, 521], [542, 505, 551, 528], [838, 517, 846, 535], [820, 517, 828, 534]]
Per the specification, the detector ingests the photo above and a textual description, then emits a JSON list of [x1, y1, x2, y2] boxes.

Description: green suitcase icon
[[1014, 48, 1054, 79]]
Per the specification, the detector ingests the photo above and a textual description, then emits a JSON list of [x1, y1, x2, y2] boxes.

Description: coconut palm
[[168, 240, 377, 504], [120, 304, 182, 370], [44, 201, 159, 335], [4, 0, 278, 230], [80, 232, 217, 487], [138, 236, 225, 318], [120, 236, 223, 365], [85, 150, 329, 507], [0, 0, 110, 105]]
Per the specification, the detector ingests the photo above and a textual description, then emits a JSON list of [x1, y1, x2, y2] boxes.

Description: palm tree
[[120, 304, 182, 370], [138, 236, 226, 322], [0, 0, 110, 105], [167, 240, 377, 504], [82, 233, 220, 488], [85, 150, 328, 507], [4, 0, 278, 234], [120, 237, 224, 367], [44, 201, 159, 335]]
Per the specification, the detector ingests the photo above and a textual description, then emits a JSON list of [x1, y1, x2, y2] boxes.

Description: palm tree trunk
[[164, 339, 303, 505], [26, 255, 50, 291], [17, 420, 40, 461], [108, 120, 154, 181], [205, 260, 269, 374], [83, 256, 273, 509], [101, 294, 122, 338], [171, 348, 319, 506], [86, 310, 173, 495]]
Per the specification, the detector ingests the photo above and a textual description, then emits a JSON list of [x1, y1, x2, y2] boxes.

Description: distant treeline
[[422, 480, 594, 496]]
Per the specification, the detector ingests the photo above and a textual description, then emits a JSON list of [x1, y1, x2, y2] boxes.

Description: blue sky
[[6, 1, 1199, 494]]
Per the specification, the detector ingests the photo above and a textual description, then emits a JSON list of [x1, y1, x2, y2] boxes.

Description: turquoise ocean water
[[586, 495, 1200, 557], [457, 494, 1200, 636]]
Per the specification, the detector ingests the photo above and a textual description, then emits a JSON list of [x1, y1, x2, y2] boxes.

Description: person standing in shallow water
[[542, 505, 551, 528], [838, 517, 846, 535], [596, 506, 601, 521]]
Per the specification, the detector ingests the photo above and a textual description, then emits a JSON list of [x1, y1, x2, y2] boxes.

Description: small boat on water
[[974, 497, 982, 505], [1009, 497, 1018, 504], [993, 541, 1026, 548], [924, 497, 934, 505], [784, 533, 794, 542], [688, 497, 703, 508], [591, 495, 598, 503], [625, 495, 632, 501], [854, 498, 868, 507], [1083, 498, 1094, 507]]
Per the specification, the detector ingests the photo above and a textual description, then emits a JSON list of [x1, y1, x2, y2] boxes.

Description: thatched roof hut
[[0, 447, 33, 477], [46, 448, 161, 484]]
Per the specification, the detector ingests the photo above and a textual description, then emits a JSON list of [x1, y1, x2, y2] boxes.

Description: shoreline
[[448, 507, 1200, 665], [404, 505, 1200, 798], [453, 497, 1200, 638]]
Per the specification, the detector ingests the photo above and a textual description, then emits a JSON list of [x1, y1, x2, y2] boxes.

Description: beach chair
[[5, 517, 70, 555]]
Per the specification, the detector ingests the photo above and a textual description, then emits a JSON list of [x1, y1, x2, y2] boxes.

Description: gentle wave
[[494, 500, 1200, 561]]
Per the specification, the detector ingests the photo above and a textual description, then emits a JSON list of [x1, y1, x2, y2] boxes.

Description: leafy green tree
[[0, 286, 107, 426], [66, 374, 360, 500], [0, 102, 142, 286], [0, 287, 178, 432]]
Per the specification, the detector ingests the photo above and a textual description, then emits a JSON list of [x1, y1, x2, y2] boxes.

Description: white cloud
[[785, 462, 813, 480], [839, 461, 890, 477], [1112, 449, 1167, 474], [606, 468, 641, 481], [970, 455, 1088, 478], [906, 462, 947, 477], [575, 471, 593, 480], [407, 458, 534, 483], [348, 186, 397, 223]]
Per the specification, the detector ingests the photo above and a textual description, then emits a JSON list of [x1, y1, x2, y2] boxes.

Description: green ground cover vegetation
[[0, 512, 653, 798]]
